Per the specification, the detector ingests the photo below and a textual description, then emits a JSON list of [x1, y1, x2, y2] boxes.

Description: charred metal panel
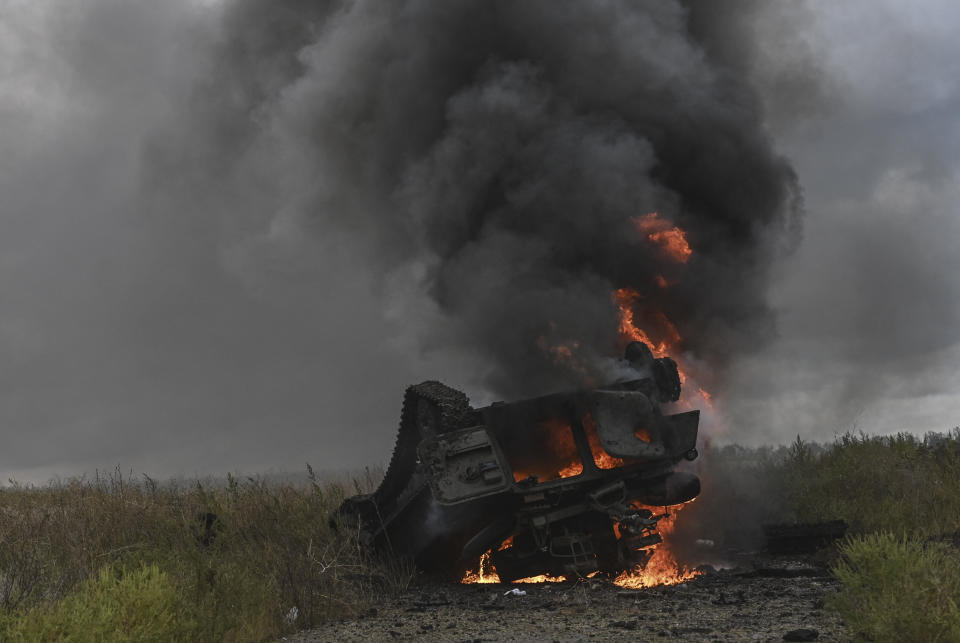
[[660, 410, 699, 458], [419, 427, 511, 504], [338, 342, 702, 581], [587, 390, 665, 460]]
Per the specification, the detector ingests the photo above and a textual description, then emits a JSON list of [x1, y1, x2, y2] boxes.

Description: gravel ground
[[287, 560, 845, 642]]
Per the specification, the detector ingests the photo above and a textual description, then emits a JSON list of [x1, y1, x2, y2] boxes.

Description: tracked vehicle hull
[[340, 343, 701, 580]]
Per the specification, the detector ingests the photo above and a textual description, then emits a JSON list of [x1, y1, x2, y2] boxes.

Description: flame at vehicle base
[[461, 503, 700, 588], [612, 504, 701, 589]]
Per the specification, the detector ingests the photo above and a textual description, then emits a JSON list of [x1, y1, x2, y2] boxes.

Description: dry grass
[[4, 430, 960, 639], [0, 466, 395, 641]]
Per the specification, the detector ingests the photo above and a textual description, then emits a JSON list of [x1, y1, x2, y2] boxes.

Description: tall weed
[[0, 468, 392, 640]]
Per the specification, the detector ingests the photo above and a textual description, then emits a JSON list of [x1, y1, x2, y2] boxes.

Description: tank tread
[[408, 380, 473, 434], [358, 381, 472, 541]]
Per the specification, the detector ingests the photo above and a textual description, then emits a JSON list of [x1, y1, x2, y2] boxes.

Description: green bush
[[775, 432, 960, 536], [7, 564, 192, 641], [830, 532, 960, 642], [677, 430, 960, 551]]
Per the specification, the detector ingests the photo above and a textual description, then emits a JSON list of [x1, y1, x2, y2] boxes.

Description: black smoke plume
[[156, 0, 802, 398]]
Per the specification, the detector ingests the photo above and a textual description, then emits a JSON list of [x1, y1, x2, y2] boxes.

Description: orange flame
[[631, 212, 692, 263], [612, 288, 682, 357], [510, 419, 584, 483], [557, 461, 583, 478], [461, 504, 700, 588], [697, 386, 714, 410], [463, 215, 708, 589], [613, 503, 701, 588], [513, 574, 566, 583], [582, 412, 627, 469], [461, 551, 499, 584], [536, 336, 594, 385], [612, 287, 715, 412]]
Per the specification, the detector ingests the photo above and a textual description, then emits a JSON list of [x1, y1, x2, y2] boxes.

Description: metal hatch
[[418, 426, 511, 504], [586, 390, 698, 460]]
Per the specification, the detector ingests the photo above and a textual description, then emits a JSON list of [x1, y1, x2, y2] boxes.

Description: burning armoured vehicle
[[340, 341, 701, 582]]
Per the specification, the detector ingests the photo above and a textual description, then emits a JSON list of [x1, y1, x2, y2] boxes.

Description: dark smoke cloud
[[159, 0, 802, 398], [3, 0, 957, 481], [0, 0, 426, 480]]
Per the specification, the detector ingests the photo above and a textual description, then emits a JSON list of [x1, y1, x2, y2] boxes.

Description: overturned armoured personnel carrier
[[340, 341, 701, 581]]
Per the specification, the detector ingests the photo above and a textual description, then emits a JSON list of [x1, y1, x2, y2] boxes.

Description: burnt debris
[[339, 342, 700, 581], [763, 520, 848, 556]]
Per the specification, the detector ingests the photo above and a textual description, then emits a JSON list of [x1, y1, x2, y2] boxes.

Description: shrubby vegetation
[[2, 430, 959, 640], [5, 564, 189, 641], [774, 430, 960, 536], [690, 429, 960, 640], [685, 429, 960, 544], [0, 467, 395, 641], [776, 431, 960, 640], [830, 532, 960, 642]]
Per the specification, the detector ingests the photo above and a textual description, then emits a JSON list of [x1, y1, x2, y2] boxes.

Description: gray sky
[[1, 0, 959, 482], [723, 1, 960, 444]]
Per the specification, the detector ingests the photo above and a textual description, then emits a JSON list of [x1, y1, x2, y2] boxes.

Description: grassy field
[[1, 430, 959, 640], [0, 467, 398, 641]]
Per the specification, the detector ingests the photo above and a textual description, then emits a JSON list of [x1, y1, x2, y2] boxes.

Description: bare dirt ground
[[288, 558, 845, 643]]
